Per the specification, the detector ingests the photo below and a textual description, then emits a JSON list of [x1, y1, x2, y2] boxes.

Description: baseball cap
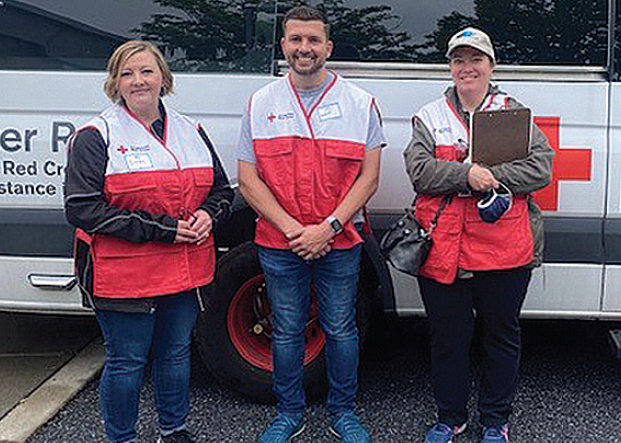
[[446, 27, 495, 63]]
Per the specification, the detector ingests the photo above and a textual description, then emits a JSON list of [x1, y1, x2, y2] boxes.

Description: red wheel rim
[[227, 274, 326, 372]]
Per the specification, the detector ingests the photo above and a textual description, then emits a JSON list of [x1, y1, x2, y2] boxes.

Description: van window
[[318, 0, 608, 67], [0, 0, 610, 72], [0, 0, 278, 73]]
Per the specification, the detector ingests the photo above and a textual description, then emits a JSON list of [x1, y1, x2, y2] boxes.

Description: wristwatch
[[326, 216, 343, 235]]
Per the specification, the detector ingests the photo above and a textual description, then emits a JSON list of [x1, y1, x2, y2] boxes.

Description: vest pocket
[[189, 168, 213, 208], [254, 140, 294, 187], [93, 238, 183, 296], [324, 142, 364, 195], [105, 173, 166, 214], [105, 172, 157, 194], [463, 199, 533, 261]]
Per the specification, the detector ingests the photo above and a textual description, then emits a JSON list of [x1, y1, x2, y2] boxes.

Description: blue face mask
[[477, 182, 513, 223]]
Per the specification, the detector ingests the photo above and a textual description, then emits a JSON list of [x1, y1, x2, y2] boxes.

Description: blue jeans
[[95, 291, 198, 443], [258, 245, 362, 416]]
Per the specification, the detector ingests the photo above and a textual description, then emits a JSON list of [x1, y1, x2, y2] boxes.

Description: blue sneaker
[[424, 422, 467, 443], [328, 412, 372, 443], [259, 413, 305, 443], [481, 424, 509, 443]]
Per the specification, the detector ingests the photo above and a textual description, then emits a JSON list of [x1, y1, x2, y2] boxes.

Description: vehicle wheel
[[195, 242, 328, 403]]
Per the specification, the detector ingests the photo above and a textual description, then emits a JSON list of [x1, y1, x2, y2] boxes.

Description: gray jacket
[[403, 85, 554, 267]]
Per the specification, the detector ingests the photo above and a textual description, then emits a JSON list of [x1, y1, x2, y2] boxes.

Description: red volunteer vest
[[250, 74, 374, 249], [75, 103, 216, 298], [415, 92, 534, 284]]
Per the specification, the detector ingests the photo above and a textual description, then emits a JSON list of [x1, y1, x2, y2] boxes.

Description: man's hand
[[468, 163, 499, 192], [289, 223, 334, 260], [283, 221, 304, 243]]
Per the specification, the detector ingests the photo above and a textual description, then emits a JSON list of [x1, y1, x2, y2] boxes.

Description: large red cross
[[532, 116, 592, 211]]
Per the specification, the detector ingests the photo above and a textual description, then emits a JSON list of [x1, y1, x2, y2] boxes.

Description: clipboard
[[470, 108, 531, 166]]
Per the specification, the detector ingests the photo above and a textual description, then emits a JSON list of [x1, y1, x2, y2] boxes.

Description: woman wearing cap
[[64, 40, 233, 443], [403, 28, 553, 443]]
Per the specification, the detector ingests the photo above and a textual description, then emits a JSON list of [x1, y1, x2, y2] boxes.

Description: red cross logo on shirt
[[267, 114, 276, 123], [117, 145, 128, 154], [532, 116, 592, 211]]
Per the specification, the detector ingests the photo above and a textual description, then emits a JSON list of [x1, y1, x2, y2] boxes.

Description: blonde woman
[[64, 40, 233, 443]]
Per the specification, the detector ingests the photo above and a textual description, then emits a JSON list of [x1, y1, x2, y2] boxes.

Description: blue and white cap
[[446, 27, 495, 63]]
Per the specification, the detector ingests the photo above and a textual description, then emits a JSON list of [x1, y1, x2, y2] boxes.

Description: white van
[[1, 0, 619, 401]]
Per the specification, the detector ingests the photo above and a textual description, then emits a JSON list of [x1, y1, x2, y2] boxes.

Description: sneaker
[[259, 413, 305, 443], [158, 429, 196, 443], [424, 422, 467, 443], [328, 412, 372, 443], [481, 424, 509, 443]]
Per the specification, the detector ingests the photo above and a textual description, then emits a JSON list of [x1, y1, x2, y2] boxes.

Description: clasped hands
[[175, 209, 213, 245], [286, 222, 335, 261]]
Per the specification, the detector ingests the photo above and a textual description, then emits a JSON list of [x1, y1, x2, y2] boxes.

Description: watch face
[[330, 218, 343, 233]]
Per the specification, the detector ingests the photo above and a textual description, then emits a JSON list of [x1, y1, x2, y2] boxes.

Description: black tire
[[195, 241, 328, 403]]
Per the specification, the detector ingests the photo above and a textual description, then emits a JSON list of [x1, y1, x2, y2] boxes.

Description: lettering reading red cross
[[118, 145, 128, 154], [532, 116, 592, 211]]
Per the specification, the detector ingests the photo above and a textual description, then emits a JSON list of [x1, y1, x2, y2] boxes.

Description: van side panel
[[0, 71, 617, 317], [603, 84, 621, 313]]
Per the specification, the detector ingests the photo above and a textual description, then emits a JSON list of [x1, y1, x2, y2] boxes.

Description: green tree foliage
[[315, 0, 416, 60], [419, 0, 607, 66], [137, 0, 273, 71], [136, 0, 418, 71], [138, 0, 608, 70], [414, 11, 475, 62]]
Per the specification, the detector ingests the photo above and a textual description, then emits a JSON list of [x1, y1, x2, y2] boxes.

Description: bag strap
[[413, 194, 451, 235]]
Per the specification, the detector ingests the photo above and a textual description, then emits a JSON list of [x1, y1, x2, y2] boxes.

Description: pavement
[[1, 311, 621, 443], [25, 318, 621, 443], [0, 313, 104, 443]]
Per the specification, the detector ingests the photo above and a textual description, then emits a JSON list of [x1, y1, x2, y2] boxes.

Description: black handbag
[[380, 196, 450, 276]]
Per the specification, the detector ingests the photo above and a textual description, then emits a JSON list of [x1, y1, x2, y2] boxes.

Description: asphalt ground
[[27, 318, 621, 443], [0, 313, 99, 420]]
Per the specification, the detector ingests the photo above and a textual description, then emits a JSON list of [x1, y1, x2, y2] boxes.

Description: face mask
[[477, 182, 512, 223]]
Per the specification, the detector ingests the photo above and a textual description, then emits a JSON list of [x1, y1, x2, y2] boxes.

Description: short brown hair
[[282, 6, 330, 39], [103, 40, 174, 102]]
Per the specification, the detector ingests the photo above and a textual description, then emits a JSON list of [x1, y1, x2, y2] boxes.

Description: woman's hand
[[174, 220, 198, 243], [468, 163, 499, 192], [174, 210, 212, 244], [189, 209, 213, 245]]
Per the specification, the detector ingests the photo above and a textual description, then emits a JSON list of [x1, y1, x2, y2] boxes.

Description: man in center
[[237, 5, 386, 443]]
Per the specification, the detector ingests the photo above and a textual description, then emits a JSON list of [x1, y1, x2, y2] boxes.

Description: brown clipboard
[[470, 108, 531, 166]]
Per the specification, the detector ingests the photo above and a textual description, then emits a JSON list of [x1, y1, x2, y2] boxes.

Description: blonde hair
[[103, 40, 174, 102]]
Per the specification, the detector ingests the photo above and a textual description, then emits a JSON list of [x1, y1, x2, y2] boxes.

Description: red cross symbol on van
[[267, 114, 276, 123], [118, 145, 128, 154], [533, 117, 592, 211]]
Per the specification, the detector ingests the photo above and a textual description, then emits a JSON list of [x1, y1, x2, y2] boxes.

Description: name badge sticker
[[126, 153, 154, 170], [317, 103, 342, 121]]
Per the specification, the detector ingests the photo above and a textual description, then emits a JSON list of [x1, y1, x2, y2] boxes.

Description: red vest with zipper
[[74, 103, 215, 298], [250, 74, 374, 249], [415, 92, 534, 284]]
